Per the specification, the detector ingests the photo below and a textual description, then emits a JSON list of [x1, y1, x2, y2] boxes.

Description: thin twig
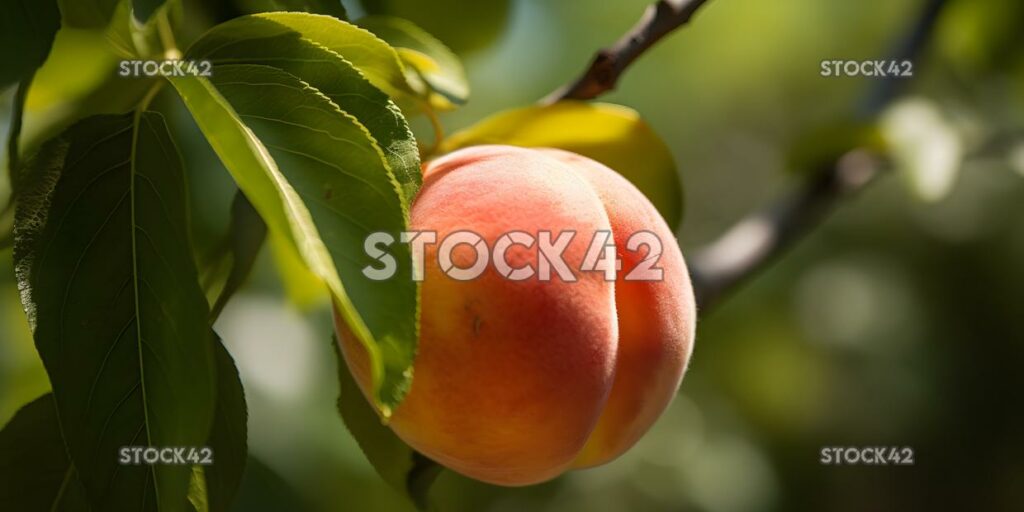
[[691, 0, 950, 312], [543, 0, 713, 103]]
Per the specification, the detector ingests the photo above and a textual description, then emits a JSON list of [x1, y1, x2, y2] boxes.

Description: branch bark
[[689, 150, 883, 309], [543, 0, 713, 103], [542, 0, 949, 312]]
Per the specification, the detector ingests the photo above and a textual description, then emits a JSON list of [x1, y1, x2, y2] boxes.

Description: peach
[[539, 148, 697, 468], [335, 145, 696, 486]]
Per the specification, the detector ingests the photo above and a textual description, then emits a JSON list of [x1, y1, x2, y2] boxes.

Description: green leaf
[[1, 205, 13, 250], [4, 76, 31, 212], [58, 0, 120, 28], [187, 466, 210, 512], [197, 12, 414, 102], [185, 13, 421, 200], [361, 0, 511, 54], [0, 0, 61, 88], [204, 338, 248, 511], [133, 0, 167, 23], [441, 101, 684, 228], [231, 456, 312, 511], [206, 193, 267, 320], [334, 340, 440, 510], [14, 113, 217, 511], [108, 0, 181, 57], [358, 16, 469, 109], [18, 14, 158, 162], [168, 66, 418, 411], [0, 394, 90, 511], [233, 0, 347, 19], [269, 229, 328, 309]]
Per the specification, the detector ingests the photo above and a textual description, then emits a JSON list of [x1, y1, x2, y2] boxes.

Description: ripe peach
[[335, 145, 696, 486], [539, 148, 697, 468]]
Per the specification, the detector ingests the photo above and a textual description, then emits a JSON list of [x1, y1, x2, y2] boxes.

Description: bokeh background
[[2, 0, 1023, 510]]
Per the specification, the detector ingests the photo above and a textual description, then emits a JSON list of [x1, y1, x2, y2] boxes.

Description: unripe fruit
[[335, 145, 696, 486]]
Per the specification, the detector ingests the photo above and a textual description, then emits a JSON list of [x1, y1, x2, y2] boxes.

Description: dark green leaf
[[334, 340, 439, 510], [207, 193, 267, 320], [14, 113, 217, 511], [4, 75, 32, 215], [58, 0, 120, 28], [0, 206, 13, 250], [0, 394, 90, 511], [230, 456, 311, 512], [169, 63, 419, 412], [204, 338, 248, 512], [133, 0, 166, 23], [186, 13, 421, 200], [0, 0, 60, 88]]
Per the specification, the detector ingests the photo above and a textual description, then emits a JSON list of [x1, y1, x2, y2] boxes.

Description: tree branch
[[691, 0, 950, 312], [689, 150, 883, 309], [543, 0, 713, 103]]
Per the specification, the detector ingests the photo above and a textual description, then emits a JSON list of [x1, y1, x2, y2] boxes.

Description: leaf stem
[[157, 9, 181, 60], [417, 101, 446, 159], [138, 81, 165, 114], [418, 102, 446, 160]]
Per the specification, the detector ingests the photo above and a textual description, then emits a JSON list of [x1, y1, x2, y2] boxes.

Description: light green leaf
[[269, 229, 328, 309], [0, 394, 90, 511], [442, 101, 684, 228], [107, 0, 181, 59], [203, 12, 414, 103], [168, 66, 418, 411], [361, 0, 511, 54], [19, 14, 158, 162], [234, 0, 347, 19], [0, 0, 60, 88], [185, 13, 421, 200], [187, 466, 209, 512], [14, 113, 217, 511], [358, 15, 469, 109]]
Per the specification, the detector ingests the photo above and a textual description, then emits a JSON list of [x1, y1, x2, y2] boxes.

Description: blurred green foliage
[[2, 0, 1023, 511]]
